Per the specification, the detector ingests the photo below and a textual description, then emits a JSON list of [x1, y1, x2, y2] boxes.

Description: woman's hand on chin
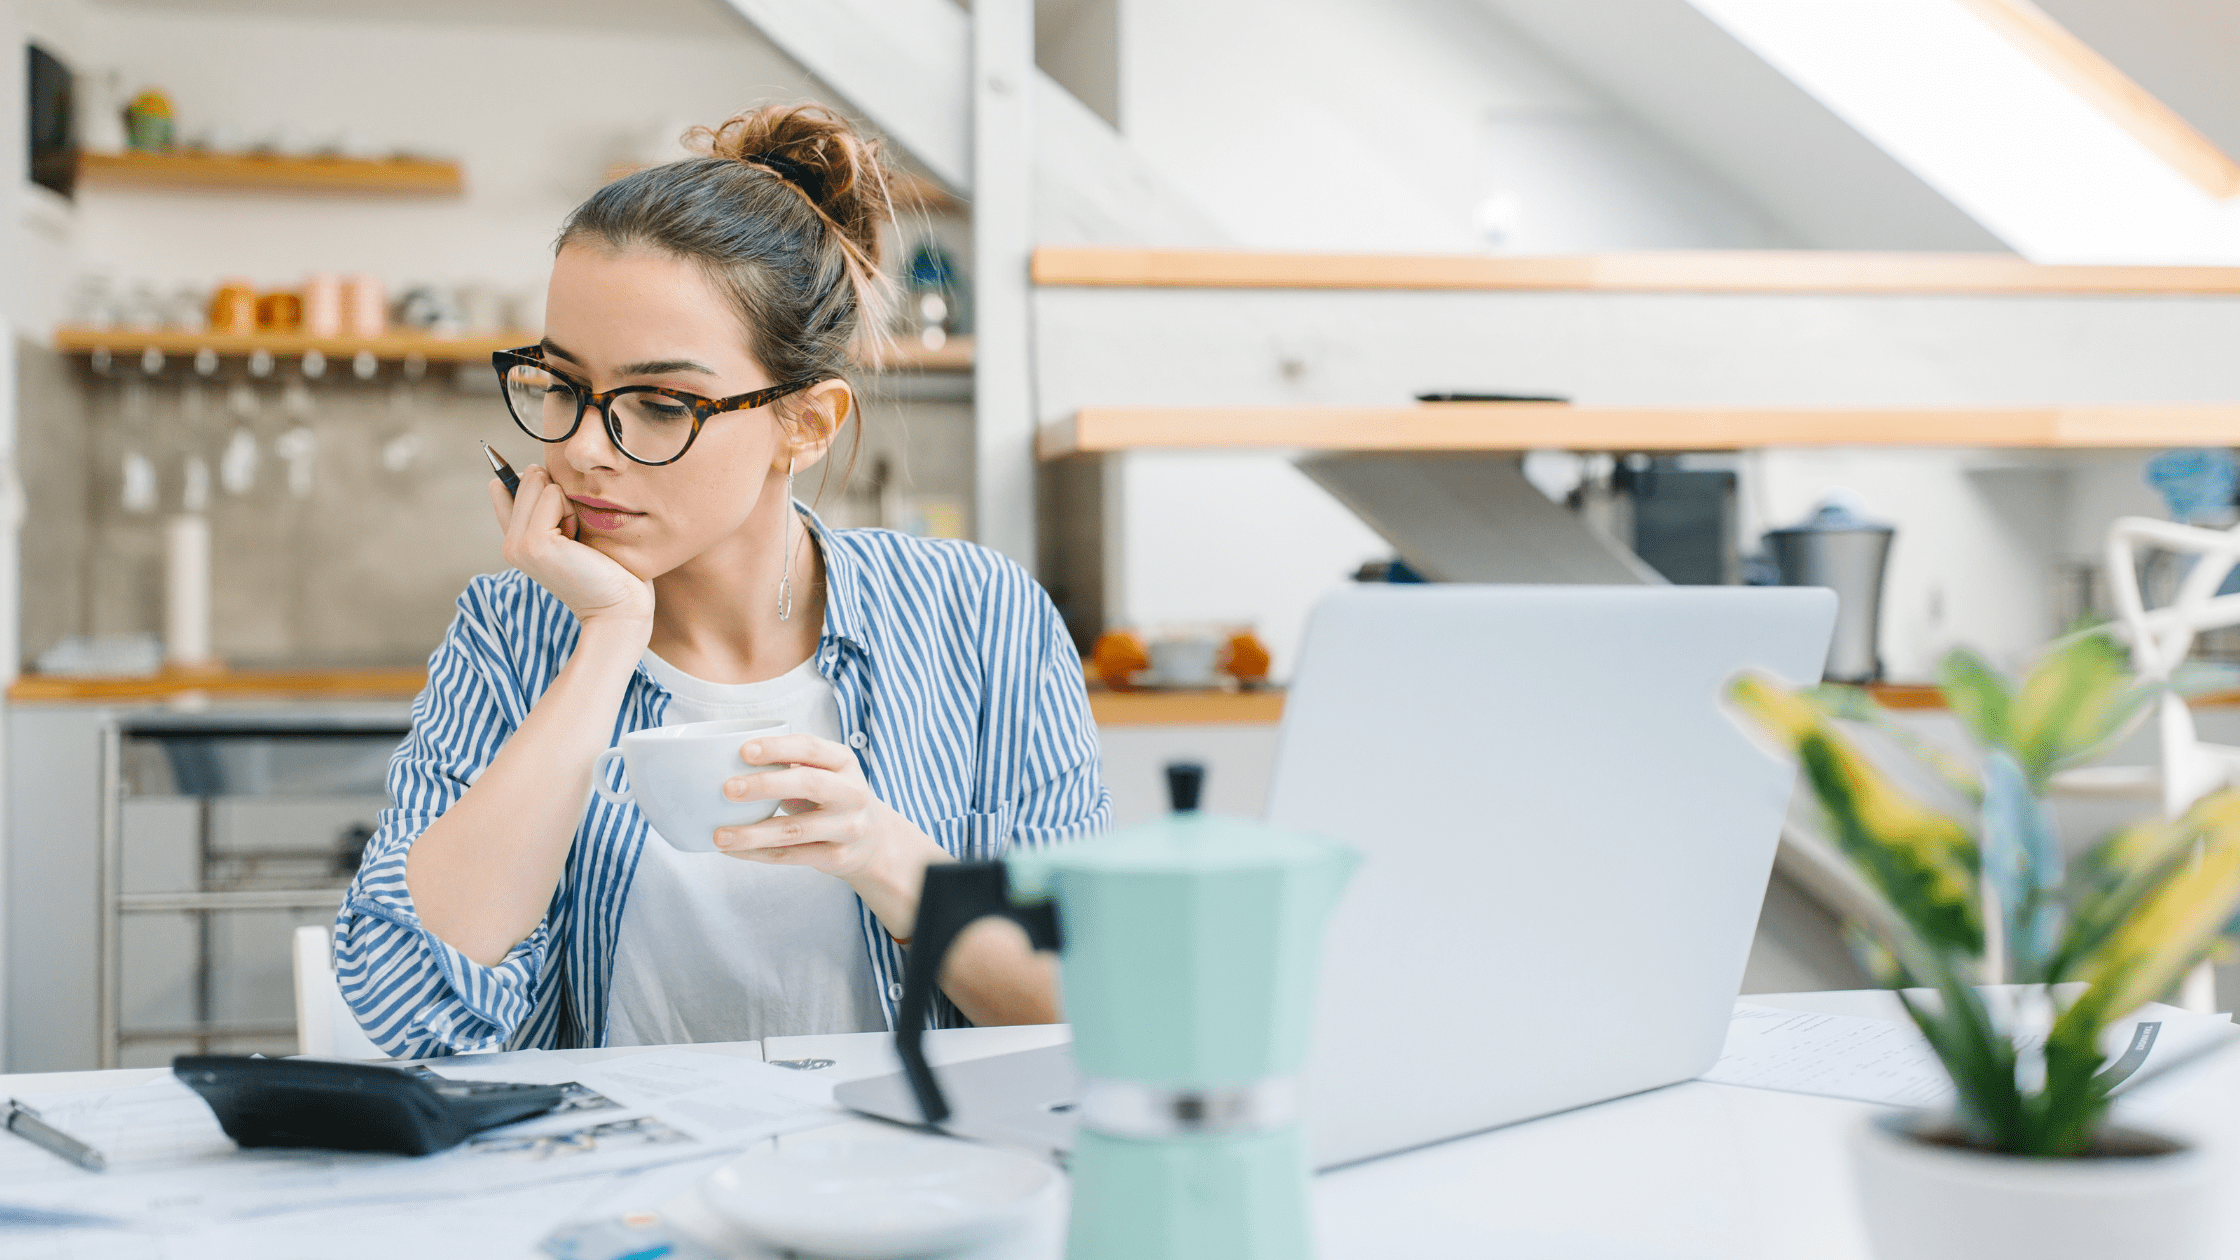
[[491, 464, 653, 630], [713, 733, 946, 930]]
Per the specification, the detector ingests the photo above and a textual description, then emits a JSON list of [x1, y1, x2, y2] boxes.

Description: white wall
[[1119, 0, 1782, 255], [1113, 452, 1388, 678]]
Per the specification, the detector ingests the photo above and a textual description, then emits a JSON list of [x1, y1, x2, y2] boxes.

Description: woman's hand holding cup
[[714, 733, 942, 891]]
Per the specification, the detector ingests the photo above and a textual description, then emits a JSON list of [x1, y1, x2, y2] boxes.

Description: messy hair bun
[[689, 104, 890, 291], [558, 102, 897, 425]]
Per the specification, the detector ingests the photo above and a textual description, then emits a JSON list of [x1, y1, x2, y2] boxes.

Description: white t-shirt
[[603, 649, 890, 1047]]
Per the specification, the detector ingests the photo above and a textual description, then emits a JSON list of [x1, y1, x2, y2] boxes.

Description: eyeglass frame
[[491, 344, 826, 467]]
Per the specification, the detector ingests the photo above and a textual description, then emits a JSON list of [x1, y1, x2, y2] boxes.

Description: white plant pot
[[1850, 1111, 2217, 1260]]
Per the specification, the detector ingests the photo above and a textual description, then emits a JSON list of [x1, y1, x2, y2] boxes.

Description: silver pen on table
[[4, 1098, 106, 1172]]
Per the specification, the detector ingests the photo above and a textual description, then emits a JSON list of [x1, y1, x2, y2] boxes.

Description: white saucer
[[699, 1129, 1059, 1259]]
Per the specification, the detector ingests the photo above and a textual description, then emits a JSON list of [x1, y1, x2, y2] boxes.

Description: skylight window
[[1686, 0, 2240, 263]]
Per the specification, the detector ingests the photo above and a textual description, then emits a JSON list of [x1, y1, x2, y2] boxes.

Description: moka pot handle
[[896, 861, 1063, 1125]]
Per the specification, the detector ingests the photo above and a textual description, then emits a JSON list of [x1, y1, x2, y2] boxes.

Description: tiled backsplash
[[18, 341, 972, 670]]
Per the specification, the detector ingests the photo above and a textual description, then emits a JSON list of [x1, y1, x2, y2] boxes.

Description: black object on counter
[[174, 1056, 564, 1156], [1414, 392, 1570, 403], [1165, 761, 1206, 814], [1352, 557, 1428, 584]]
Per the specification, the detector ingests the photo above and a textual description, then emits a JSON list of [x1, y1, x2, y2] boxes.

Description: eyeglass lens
[[501, 364, 699, 463]]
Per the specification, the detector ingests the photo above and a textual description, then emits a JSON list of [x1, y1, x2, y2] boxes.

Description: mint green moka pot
[[894, 795, 1356, 1260]]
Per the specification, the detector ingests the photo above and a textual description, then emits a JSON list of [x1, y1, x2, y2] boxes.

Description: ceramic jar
[[1850, 1111, 2218, 1260]]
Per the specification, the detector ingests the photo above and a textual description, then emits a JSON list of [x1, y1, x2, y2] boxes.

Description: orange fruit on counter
[[1224, 630, 1271, 682], [1091, 631, 1149, 692]]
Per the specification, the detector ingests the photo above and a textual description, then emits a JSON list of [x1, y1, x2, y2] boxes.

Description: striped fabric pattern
[[335, 508, 1111, 1058]]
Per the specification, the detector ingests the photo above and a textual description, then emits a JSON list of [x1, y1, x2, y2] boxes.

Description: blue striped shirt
[[335, 507, 1111, 1058]]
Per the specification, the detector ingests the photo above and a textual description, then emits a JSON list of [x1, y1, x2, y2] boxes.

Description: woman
[[337, 104, 1110, 1057]]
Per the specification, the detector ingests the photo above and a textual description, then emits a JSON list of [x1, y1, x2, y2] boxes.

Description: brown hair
[[556, 103, 894, 454]]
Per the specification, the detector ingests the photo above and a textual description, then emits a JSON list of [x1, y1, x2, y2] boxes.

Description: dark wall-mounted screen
[[28, 43, 74, 198]]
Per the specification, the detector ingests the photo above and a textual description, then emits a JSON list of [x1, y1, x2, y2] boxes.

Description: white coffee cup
[[591, 718, 790, 853], [1146, 634, 1223, 687]]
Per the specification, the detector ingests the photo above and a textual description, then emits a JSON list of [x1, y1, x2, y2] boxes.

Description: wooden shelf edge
[[9, 667, 427, 704], [53, 326, 534, 365], [54, 326, 974, 372], [1872, 683, 2240, 710], [1088, 689, 1285, 726], [1032, 247, 2240, 295], [1039, 403, 2240, 458], [78, 150, 462, 195], [864, 334, 974, 372]]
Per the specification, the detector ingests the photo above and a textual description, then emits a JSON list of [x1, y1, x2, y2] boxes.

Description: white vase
[[78, 67, 128, 154], [1850, 1111, 2218, 1260]]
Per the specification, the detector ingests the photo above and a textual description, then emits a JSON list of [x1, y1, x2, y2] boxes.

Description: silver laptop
[[838, 585, 1836, 1168]]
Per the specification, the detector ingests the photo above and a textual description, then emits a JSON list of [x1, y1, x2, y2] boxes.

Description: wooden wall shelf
[[78, 150, 463, 195], [1039, 403, 2240, 458], [54, 326, 532, 365], [8, 664, 1275, 725], [1032, 247, 2240, 295], [865, 334, 973, 372], [55, 327, 973, 373]]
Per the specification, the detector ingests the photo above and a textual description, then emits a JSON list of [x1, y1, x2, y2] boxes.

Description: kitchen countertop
[[8, 667, 428, 704]]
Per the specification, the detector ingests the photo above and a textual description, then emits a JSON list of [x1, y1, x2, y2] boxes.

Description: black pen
[[4, 1098, 105, 1172], [481, 440, 521, 498]]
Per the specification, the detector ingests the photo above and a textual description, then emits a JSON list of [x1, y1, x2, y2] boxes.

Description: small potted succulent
[[1728, 632, 2240, 1260]]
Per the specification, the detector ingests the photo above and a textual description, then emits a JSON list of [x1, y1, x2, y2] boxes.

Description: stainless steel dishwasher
[[7, 703, 410, 1070]]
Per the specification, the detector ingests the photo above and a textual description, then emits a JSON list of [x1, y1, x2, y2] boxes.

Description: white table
[[9, 993, 2240, 1258]]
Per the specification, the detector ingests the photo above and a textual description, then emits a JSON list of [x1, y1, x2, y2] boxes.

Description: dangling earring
[[777, 458, 796, 622]]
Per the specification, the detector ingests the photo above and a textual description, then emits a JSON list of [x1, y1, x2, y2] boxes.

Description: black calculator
[[174, 1055, 567, 1157]]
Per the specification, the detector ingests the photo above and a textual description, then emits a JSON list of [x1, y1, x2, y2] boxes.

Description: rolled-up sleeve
[[334, 578, 553, 1058], [997, 567, 1112, 855]]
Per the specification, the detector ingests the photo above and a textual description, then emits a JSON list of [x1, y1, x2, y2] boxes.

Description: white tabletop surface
[[9, 992, 2239, 1259]]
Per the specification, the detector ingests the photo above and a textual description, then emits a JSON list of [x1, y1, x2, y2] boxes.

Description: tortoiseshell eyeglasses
[[492, 345, 821, 467]]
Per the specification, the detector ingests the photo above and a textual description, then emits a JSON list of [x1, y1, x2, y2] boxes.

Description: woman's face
[[534, 243, 841, 580]]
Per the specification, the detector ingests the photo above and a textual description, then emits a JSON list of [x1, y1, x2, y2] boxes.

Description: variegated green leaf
[[1939, 648, 2014, 754], [2064, 795, 2240, 1032], [1807, 683, 1982, 802], [1731, 674, 1982, 959], [2009, 633, 2155, 786]]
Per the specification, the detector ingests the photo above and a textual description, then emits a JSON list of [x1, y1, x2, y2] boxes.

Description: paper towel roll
[[164, 514, 216, 668]]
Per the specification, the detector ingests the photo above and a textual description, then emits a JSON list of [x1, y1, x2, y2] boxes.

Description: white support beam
[[716, 0, 1222, 246], [974, 0, 1037, 564]]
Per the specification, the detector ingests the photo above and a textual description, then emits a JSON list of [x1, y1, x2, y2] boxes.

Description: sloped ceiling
[[1471, 0, 2008, 252], [2034, 0, 2240, 160]]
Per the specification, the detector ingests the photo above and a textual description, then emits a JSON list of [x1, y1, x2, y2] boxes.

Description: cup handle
[[591, 747, 632, 805]]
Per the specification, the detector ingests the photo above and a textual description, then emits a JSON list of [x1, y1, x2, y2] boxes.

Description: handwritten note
[[1703, 1000, 2239, 1109]]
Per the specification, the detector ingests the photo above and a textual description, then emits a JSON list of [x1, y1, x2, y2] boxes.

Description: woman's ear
[[778, 379, 853, 468]]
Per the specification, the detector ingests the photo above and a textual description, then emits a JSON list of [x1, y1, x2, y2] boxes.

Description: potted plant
[[1728, 632, 2240, 1260]]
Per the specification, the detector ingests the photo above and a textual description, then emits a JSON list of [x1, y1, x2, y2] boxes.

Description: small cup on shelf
[[342, 274, 387, 338], [255, 291, 303, 333], [301, 272, 343, 338], [208, 280, 257, 334]]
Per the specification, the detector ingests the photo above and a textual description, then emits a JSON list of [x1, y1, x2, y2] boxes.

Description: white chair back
[[2103, 515, 2240, 1012], [293, 924, 387, 1060]]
